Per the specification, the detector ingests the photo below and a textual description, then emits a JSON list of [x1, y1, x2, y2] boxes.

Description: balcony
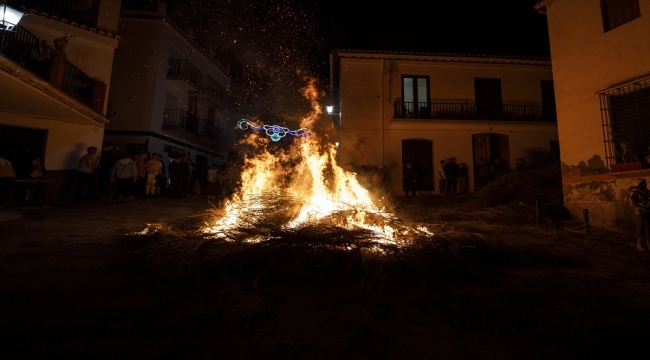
[[161, 109, 225, 148], [394, 99, 557, 122], [162, 108, 196, 138], [0, 26, 52, 80], [196, 75, 228, 104], [167, 57, 202, 90], [15, 0, 98, 29], [1, 26, 99, 109]]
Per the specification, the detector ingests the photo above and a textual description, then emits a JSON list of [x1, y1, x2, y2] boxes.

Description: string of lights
[[237, 119, 309, 142]]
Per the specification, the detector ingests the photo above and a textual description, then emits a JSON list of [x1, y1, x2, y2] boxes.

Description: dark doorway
[[472, 133, 510, 190], [474, 78, 503, 119], [541, 80, 557, 120], [0, 124, 47, 178], [402, 139, 434, 192]]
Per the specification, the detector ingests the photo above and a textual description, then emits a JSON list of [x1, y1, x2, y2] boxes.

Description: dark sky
[[311, 0, 550, 57], [132, 0, 550, 72], [125, 0, 550, 97]]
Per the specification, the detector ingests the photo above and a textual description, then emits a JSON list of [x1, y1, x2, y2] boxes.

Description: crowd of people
[[79, 146, 241, 204], [0, 145, 241, 207]]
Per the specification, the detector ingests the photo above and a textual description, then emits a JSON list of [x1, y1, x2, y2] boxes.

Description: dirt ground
[[1, 194, 650, 359]]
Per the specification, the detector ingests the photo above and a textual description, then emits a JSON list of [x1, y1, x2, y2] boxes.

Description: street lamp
[[0, 2, 25, 53], [0, 3, 24, 31]]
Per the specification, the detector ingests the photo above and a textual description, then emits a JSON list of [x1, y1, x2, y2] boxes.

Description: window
[[600, 77, 650, 170], [400, 76, 430, 118], [474, 78, 502, 118], [601, 0, 641, 31]]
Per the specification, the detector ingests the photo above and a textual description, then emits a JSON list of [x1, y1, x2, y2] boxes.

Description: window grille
[[600, 76, 650, 170], [601, 0, 641, 31]]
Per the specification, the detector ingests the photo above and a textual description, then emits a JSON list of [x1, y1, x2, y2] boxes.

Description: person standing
[[403, 162, 417, 197], [447, 157, 459, 195], [111, 153, 137, 204], [206, 164, 223, 199], [371, 163, 386, 194], [98, 145, 113, 193], [133, 152, 149, 197], [168, 157, 184, 198], [438, 160, 447, 195], [145, 153, 163, 198], [457, 163, 467, 194], [73, 147, 99, 202], [0, 155, 17, 206], [629, 178, 650, 252]]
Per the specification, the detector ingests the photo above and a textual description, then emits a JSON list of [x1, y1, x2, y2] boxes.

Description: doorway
[[472, 133, 510, 190], [0, 124, 47, 178], [402, 139, 434, 192]]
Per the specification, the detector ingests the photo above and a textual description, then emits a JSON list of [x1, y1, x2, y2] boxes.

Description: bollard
[[583, 208, 590, 236]]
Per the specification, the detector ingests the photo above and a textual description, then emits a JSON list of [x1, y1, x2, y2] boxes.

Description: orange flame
[[203, 79, 431, 245]]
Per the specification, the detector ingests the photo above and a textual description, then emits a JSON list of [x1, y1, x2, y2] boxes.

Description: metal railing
[[197, 119, 223, 141], [201, 75, 227, 102], [167, 57, 202, 88], [600, 76, 650, 170], [394, 99, 556, 122], [0, 25, 52, 81], [62, 61, 95, 106], [16, 0, 97, 29], [163, 108, 189, 129]]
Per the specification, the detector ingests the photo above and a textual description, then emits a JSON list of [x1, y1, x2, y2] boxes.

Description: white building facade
[[0, 0, 120, 200], [330, 50, 559, 196], [106, 3, 234, 172]]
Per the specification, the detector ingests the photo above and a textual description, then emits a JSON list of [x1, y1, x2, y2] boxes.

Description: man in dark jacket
[[168, 157, 184, 198], [402, 162, 417, 197], [629, 178, 650, 251]]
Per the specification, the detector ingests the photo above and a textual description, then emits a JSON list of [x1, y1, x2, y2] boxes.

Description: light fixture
[[326, 105, 334, 114], [0, 3, 25, 32]]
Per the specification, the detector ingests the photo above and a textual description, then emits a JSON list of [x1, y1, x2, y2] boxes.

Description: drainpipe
[[381, 56, 385, 164]]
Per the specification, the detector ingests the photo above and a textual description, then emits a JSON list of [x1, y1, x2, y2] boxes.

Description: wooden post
[[535, 200, 539, 225], [583, 209, 590, 236], [91, 79, 107, 115]]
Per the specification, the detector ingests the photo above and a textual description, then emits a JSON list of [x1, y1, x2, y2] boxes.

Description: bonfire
[[202, 80, 432, 245]]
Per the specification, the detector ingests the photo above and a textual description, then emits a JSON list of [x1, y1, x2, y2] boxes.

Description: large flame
[[203, 79, 431, 244]]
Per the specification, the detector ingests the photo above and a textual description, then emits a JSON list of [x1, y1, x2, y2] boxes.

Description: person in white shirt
[[73, 147, 98, 202]]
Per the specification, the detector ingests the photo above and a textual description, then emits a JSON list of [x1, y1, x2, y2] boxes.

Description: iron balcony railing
[[394, 99, 556, 122], [196, 119, 223, 142], [201, 75, 228, 103], [16, 0, 98, 29], [163, 108, 189, 129], [62, 61, 95, 107], [167, 57, 202, 88], [0, 25, 52, 81]]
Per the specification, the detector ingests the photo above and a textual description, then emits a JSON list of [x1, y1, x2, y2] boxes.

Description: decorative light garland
[[238, 119, 309, 142]]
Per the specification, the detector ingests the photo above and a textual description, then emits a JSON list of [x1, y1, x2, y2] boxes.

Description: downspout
[[381, 56, 385, 164]]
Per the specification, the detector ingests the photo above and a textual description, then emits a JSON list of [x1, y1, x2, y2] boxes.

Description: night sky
[[128, 0, 550, 79]]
